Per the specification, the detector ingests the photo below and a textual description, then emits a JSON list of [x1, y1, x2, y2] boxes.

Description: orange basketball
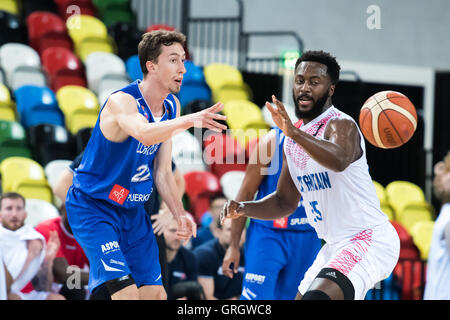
[[359, 91, 417, 149]]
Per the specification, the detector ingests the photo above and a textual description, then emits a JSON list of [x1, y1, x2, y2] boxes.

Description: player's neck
[[302, 100, 333, 125], [139, 76, 168, 116]]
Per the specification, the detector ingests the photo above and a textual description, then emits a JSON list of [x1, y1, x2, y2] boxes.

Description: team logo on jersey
[[273, 217, 288, 228], [108, 184, 130, 205]]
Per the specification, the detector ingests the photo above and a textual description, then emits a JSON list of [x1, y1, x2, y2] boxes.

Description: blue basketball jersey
[[252, 127, 313, 231], [72, 80, 177, 209]]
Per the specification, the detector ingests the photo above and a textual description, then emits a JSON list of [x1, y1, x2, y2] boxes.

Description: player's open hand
[[220, 200, 244, 225], [189, 102, 227, 132], [176, 212, 197, 245], [265, 95, 295, 138], [222, 245, 241, 279]]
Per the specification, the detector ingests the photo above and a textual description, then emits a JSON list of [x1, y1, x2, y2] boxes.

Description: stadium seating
[[109, 23, 141, 61], [14, 85, 65, 129], [220, 170, 246, 200], [97, 73, 130, 105], [24, 198, 60, 227], [213, 82, 252, 104], [177, 60, 211, 109], [66, 14, 108, 57], [0, 0, 19, 16], [0, 156, 53, 203], [27, 123, 75, 165], [373, 180, 387, 203], [410, 220, 434, 260], [77, 36, 116, 62], [385, 180, 425, 215], [41, 47, 83, 79], [203, 63, 244, 100], [22, 0, 58, 18], [396, 201, 434, 234], [0, 119, 31, 162], [0, 83, 15, 121], [56, 85, 99, 134], [203, 132, 247, 178], [44, 159, 72, 189], [0, 10, 27, 46], [84, 51, 126, 94], [125, 54, 142, 82], [183, 170, 222, 222], [0, 43, 41, 88], [171, 130, 206, 174], [27, 11, 67, 52]]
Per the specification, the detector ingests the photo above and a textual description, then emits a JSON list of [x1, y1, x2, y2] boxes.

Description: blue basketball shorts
[[65, 186, 163, 293], [241, 221, 322, 300]]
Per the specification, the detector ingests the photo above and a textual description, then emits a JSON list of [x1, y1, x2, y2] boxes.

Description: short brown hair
[[0, 192, 26, 209], [138, 29, 186, 74]]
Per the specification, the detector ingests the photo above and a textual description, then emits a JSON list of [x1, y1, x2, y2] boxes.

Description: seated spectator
[[34, 204, 90, 300], [171, 281, 205, 300], [191, 193, 227, 249], [0, 192, 65, 300], [163, 215, 201, 300], [193, 218, 245, 300], [1, 247, 14, 300]]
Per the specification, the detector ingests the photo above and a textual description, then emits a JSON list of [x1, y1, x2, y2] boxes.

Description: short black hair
[[295, 50, 341, 84]]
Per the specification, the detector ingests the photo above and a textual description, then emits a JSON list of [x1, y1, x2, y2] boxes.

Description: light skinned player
[[65, 30, 227, 300], [221, 50, 400, 300]]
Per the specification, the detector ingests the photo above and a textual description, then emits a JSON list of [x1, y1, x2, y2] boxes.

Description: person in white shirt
[[221, 50, 400, 300], [424, 151, 450, 299], [0, 192, 65, 300]]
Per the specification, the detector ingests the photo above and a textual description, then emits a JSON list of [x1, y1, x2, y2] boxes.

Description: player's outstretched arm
[[266, 95, 361, 172], [222, 130, 276, 278], [221, 153, 300, 223], [102, 93, 227, 146]]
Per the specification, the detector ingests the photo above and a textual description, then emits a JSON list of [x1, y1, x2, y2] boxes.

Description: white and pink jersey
[[284, 106, 388, 244]]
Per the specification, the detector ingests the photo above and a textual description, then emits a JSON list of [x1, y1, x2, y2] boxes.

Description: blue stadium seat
[[125, 54, 142, 82], [177, 60, 211, 108], [14, 85, 65, 129]]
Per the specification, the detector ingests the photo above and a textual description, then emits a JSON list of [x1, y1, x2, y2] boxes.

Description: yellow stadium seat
[[56, 85, 99, 134], [223, 99, 265, 130], [396, 201, 434, 233], [213, 82, 252, 104], [0, 156, 52, 203], [203, 63, 244, 94], [66, 15, 108, 49], [373, 180, 387, 203], [385, 180, 425, 214], [380, 200, 395, 221], [0, 0, 20, 15], [0, 87, 16, 120], [77, 36, 116, 62], [411, 220, 435, 260]]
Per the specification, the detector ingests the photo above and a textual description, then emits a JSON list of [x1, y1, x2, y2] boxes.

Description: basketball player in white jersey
[[221, 51, 400, 300]]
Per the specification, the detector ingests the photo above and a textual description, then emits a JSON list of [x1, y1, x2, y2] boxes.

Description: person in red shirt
[[35, 204, 89, 300]]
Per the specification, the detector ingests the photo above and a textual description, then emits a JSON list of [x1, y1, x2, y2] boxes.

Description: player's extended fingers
[[207, 102, 224, 113], [220, 202, 229, 225], [271, 95, 289, 117]]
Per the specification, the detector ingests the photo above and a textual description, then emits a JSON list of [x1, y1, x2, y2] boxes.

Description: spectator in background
[[34, 204, 90, 300], [191, 193, 227, 249], [193, 218, 245, 300], [0, 192, 64, 300], [424, 151, 450, 300], [1, 247, 14, 300], [163, 215, 201, 300]]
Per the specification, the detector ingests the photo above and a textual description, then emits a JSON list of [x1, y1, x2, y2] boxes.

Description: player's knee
[[302, 290, 331, 300], [105, 274, 136, 297], [316, 268, 355, 300]]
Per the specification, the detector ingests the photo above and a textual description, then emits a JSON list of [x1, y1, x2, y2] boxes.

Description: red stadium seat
[[37, 31, 74, 55], [183, 171, 221, 223], [51, 69, 87, 92], [41, 47, 83, 78], [27, 11, 67, 51]]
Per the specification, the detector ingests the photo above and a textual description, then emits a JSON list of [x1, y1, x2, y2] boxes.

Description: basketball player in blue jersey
[[222, 125, 322, 300], [65, 30, 227, 300]]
